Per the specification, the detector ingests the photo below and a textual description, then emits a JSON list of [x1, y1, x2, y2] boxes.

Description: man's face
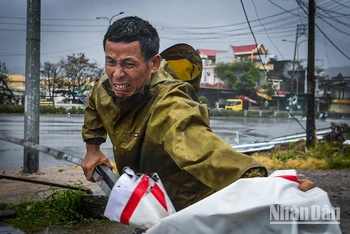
[[104, 40, 160, 98]]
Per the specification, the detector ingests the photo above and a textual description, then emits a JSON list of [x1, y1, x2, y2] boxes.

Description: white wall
[[216, 46, 235, 64], [200, 65, 225, 86]]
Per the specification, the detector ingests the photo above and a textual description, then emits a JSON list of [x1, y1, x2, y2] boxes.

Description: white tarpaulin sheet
[[145, 170, 342, 234]]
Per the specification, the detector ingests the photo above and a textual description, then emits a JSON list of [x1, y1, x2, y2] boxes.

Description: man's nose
[[112, 64, 125, 78]]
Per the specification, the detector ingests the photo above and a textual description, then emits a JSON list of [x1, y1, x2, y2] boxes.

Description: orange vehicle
[[225, 96, 257, 111]]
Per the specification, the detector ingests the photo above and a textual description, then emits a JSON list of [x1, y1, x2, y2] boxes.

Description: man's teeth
[[115, 84, 129, 88]]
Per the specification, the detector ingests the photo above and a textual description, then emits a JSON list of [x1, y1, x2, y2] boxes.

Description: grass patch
[[327, 156, 350, 169], [252, 139, 350, 170], [2, 189, 85, 234], [252, 155, 328, 170], [0, 105, 85, 114], [0, 104, 24, 113]]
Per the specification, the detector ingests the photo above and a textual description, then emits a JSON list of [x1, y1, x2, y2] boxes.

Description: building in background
[[197, 43, 274, 108], [319, 73, 350, 113]]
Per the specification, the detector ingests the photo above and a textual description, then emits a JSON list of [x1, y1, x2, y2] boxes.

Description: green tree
[[40, 60, 65, 100], [64, 53, 102, 99], [198, 95, 208, 104], [91, 65, 104, 80], [0, 60, 8, 74], [65, 53, 89, 97], [260, 84, 275, 97], [215, 61, 260, 98]]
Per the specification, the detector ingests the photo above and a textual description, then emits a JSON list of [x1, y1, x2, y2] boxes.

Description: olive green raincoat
[[82, 44, 266, 211]]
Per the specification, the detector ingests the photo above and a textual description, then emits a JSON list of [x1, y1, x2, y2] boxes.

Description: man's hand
[[81, 144, 113, 182], [298, 179, 316, 192]]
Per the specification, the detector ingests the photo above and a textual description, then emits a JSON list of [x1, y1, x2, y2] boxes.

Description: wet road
[[1, 113, 349, 170], [210, 116, 349, 144]]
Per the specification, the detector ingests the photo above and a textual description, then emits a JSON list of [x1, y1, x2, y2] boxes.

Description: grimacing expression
[[104, 40, 160, 98]]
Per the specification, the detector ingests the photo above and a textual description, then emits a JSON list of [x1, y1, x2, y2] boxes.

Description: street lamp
[[296, 40, 307, 110], [96, 11, 124, 25], [281, 24, 306, 112], [282, 38, 307, 111]]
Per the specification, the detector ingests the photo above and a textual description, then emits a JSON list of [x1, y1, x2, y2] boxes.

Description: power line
[[0, 44, 101, 57], [0, 16, 99, 21], [268, 0, 304, 17], [0, 28, 105, 33], [319, 21, 336, 75], [1, 1, 348, 65], [296, 0, 350, 61], [331, 0, 350, 9], [0, 22, 108, 27], [251, 0, 285, 60], [240, 0, 306, 131], [0, 6, 302, 33]]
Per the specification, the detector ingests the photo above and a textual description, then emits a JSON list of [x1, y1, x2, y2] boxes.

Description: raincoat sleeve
[[82, 80, 107, 145], [149, 82, 267, 191]]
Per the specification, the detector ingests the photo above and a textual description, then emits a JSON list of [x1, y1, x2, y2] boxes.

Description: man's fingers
[[81, 149, 112, 182], [103, 159, 113, 170], [82, 166, 95, 182], [86, 161, 112, 182], [81, 160, 98, 182], [86, 168, 96, 182]]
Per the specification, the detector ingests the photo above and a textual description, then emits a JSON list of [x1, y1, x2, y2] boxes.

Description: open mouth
[[114, 84, 130, 89]]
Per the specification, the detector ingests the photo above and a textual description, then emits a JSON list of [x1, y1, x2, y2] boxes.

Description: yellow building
[[7, 74, 25, 89]]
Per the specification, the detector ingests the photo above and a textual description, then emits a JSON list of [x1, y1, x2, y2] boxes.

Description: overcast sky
[[1, 0, 349, 76]]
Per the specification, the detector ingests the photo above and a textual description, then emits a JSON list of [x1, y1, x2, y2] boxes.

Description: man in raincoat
[[81, 16, 314, 212]]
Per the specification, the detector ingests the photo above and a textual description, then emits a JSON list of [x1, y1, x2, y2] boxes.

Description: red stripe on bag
[[151, 183, 167, 211], [120, 175, 149, 225], [276, 175, 300, 184]]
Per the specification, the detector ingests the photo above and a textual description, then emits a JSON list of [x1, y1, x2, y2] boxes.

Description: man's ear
[[150, 54, 161, 73]]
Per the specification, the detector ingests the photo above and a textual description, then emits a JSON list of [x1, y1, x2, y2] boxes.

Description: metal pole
[[23, 0, 41, 173], [290, 29, 298, 112], [296, 40, 307, 112], [306, 0, 316, 148], [296, 47, 299, 111], [288, 24, 306, 112]]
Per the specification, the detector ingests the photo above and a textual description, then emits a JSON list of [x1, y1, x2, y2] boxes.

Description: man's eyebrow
[[105, 55, 115, 60], [105, 56, 135, 61], [120, 57, 135, 61]]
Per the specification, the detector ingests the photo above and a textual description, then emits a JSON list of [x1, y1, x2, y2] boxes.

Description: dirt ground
[[0, 166, 349, 233], [0, 165, 103, 204], [0, 166, 136, 233], [293, 169, 350, 234]]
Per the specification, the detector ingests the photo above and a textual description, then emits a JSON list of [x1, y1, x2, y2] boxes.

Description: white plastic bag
[[145, 169, 342, 234], [104, 167, 176, 230]]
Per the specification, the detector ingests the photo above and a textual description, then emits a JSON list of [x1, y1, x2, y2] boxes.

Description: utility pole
[[290, 24, 306, 111], [306, 0, 316, 148], [23, 0, 41, 173]]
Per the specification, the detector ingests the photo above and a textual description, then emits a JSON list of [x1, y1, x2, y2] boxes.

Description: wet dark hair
[[103, 16, 160, 61]]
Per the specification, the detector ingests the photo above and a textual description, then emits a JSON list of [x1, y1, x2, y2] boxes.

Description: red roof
[[231, 44, 257, 54], [197, 49, 226, 57]]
